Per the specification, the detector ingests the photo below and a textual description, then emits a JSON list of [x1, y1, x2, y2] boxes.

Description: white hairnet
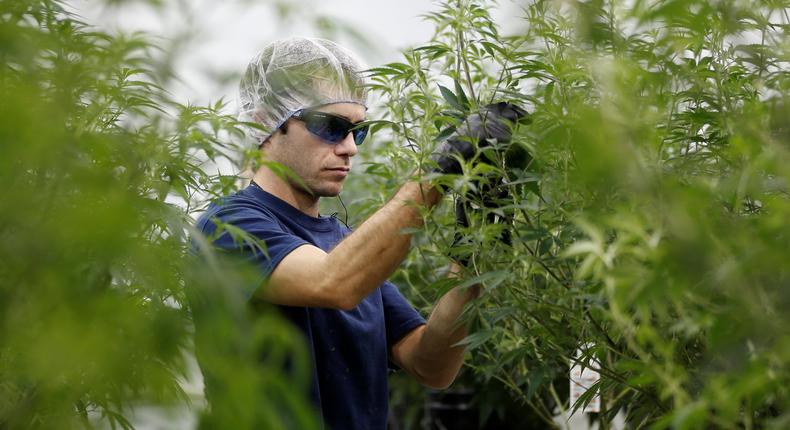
[[238, 37, 369, 142]]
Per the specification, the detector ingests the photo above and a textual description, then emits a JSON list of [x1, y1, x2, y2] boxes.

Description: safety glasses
[[290, 109, 369, 145]]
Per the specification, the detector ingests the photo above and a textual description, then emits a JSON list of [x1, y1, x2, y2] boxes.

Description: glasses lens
[[299, 111, 368, 146], [302, 114, 340, 142], [351, 125, 368, 145]]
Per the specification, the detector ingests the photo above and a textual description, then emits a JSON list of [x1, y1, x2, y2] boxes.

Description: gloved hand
[[431, 101, 528, 175]]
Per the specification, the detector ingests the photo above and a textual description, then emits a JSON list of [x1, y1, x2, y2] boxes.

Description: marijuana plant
[[356, 0, 790, 427]]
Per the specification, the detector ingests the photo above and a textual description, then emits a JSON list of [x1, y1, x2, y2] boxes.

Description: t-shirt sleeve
[[199, 205, 310, 299], [381, 280, 426, 370]]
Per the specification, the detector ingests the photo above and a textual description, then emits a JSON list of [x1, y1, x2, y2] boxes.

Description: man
[[195, 37, 523, 429]]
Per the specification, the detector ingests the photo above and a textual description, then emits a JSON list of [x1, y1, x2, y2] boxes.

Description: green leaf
[[434, 125, 457, 142], [455, 329, 496, 350], [438, 84, 463, 111], [455, 270, 510, 290], [454, 79, 470, 109]]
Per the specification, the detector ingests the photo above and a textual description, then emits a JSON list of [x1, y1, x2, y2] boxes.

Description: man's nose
[[334, 132, 358, 157]]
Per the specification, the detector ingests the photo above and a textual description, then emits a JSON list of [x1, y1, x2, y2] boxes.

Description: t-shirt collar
[[246, 183, 337, 232]]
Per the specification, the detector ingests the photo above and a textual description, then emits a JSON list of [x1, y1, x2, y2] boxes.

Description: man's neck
[[251, 168, 321, 217]]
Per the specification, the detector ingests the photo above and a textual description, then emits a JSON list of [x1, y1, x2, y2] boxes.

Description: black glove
[[431, 102, 528, 175]]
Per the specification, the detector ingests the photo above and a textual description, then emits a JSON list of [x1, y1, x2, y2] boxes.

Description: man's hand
[[390, 264, 481, 390], [431, 101, 528, 175]]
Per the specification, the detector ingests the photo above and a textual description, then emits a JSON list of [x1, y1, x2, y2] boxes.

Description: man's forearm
[[322, 181, 442, 308], [411, 267, 481, 389]]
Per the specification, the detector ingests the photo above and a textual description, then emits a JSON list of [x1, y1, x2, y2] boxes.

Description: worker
[[195, 36, 524, 429]]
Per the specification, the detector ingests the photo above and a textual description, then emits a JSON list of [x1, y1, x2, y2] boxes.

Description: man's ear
[[260, 124, 286, 148], [261, 122, 288, 148]]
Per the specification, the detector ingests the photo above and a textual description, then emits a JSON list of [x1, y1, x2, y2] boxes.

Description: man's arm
[[261, 102, 524, 309], [389, 264, 480, 389], [262, 181, 442, 310]]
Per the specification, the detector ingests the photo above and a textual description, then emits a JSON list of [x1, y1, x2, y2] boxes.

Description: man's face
[[264, 102, 365, 199]]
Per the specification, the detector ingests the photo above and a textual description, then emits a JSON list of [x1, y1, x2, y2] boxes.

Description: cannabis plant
[[354, 0, 790, 428], [0, 1, 318, 428]]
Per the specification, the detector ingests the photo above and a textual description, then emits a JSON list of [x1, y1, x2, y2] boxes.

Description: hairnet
[[238, 37, 369, 142]]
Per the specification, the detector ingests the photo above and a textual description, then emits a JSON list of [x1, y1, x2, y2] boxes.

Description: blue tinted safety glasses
[[290, 109, 369, 145]]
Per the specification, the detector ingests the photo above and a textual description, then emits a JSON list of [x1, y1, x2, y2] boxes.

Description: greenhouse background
[[2, 0, 789, 429]]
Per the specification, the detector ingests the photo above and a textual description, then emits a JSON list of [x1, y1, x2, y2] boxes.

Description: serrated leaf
[[455, 328, 496, 349], [438, 84, 463, 111]]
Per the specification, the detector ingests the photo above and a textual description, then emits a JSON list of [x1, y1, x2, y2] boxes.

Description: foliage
[[351, 0, 790, 428], [0, 1, 318, 428], [4, 0, 790, 428]]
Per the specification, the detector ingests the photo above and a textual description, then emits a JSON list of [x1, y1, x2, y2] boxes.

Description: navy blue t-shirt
[[195, 183, 426, 430]]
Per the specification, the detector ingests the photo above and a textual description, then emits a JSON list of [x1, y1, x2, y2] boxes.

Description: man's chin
[[292, 180, 343, 198], [313, 183, 344, 198], [318, 188, 343, 198]]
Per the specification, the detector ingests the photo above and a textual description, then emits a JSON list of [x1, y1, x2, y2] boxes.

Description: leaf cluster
[[354, 0, 790, 428], [0, 1, 318, 428]]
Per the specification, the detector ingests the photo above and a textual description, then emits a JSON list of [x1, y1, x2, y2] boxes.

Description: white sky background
[[68, 0, 524, 112]]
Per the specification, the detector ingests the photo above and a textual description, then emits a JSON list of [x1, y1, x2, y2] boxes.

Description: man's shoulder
[[195, 189, 279, 233]]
